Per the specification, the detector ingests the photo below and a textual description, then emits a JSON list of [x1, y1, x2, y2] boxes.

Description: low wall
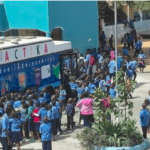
[[102, 20, 150, 40]]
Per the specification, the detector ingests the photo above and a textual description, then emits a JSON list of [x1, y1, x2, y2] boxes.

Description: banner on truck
[[0, 41, 53, 65]]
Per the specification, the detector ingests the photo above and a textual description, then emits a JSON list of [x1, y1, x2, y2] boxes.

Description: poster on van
[[34, 68, 41, 85], [18, 72, 26, 89], [41, 65, 50, 79], [1, 79, 9, 96]]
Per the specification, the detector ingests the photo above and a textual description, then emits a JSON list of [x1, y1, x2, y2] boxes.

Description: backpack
[[66, 104, 74, 117], [78, 58, 85, 68], [89, 55, 96, 66]]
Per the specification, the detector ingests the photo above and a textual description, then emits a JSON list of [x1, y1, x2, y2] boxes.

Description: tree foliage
[[117, 1, 150, 12]]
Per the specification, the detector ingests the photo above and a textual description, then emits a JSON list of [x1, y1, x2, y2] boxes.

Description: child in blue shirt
[[109, 83, 116, 98], [0, 108, 12, 150], [13, 97, 21, 110], [77, 83, 85, 100], [84, 82, 89, 94], [88, 79, 96, 94], [20, 103, 28, 139], [51, 100, 62, 134], [59, 85, 67, 108], [69, 79, 78, 98], [126, 66, 134, 79], [66, 98, 75, 131], [105, 71, 111, 92], [122, 46, 131, 59], [38, 103, 48, 123], [39, 117, 52, 150], [47, 104, 55, 141], [38, 93, 47, 104], [9, 111, 22, 150], [99, 76, 106, 92], [139, 103, 149, 139]]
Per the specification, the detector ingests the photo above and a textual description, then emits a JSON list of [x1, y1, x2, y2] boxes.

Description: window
[[134, 11, 141, 22], [142, 12, 150, 20]]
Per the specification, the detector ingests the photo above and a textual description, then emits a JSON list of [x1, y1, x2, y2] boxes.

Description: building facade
[[0, 1, 99, 54]]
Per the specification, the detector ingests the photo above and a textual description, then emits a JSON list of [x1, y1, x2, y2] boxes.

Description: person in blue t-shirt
[[69, 79, 78, 99], [109, 83, 116, 98], [108, 59, 116, 79], [126, 66, 134, 79], [38, 103, 48, 123], [122, 46, 131, 59], [88, 79, 96, 94], [47, 104, 57, 141], [139, 103, 149, 139], [9, 111, 22, 150], [134, 37, 142, 58], [94, 75, 100, 88], [39, 117, 52, 150], [0, 108, 12, 150], [99, 76, 106, 92], [77, 83, 85, 100], [38, 93, 47, 104], [84, 82, 89, 94], [100, 31, 106, 51], [13, 97, 21, 110], [66, 98, 75, 131], [51, 100, 62, 134], [59, 85, 67, 108], [130, 58, 138, 81], [105, 71, 111, 92]]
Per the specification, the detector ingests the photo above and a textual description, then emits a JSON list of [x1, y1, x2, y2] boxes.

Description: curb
[[93, 139, 149, 150]]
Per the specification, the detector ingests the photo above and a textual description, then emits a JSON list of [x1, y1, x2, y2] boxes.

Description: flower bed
[[93, 139, 149, 150]]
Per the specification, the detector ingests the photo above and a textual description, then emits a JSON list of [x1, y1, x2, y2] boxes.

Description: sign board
[[0, 41, 53, 65]]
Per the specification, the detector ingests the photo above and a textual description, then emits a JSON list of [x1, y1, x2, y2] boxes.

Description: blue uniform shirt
[[38, 97, 47, 104], [123, 48, 129, 55], [105, 75, 111, 86], [85, 86, 89, 93], [38, 108, 48, 123], [9, 118, 22, 132], [59, 90, 66, 101], [47, 106, 59, 120], [139, 109, 149, 126], [13, 100, 21, 109], [39, 122, 52, 141], [127, 69, 133, 79], [109, 88, 116, 98], [88, 83, 96, 94], [1, 114, 9, 137], [77, 88, 84, 99], [131, 60, 138, 71], [108, 60, 116, 73], [99, 80, 106, 92], [69, 82, 78, 90], [135, 40, 142, 50]]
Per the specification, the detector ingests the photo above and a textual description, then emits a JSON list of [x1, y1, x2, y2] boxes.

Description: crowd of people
[[0, 29, 147, 150]]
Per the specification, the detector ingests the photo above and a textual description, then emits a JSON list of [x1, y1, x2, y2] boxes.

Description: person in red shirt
[[32, 103, 41, 141]]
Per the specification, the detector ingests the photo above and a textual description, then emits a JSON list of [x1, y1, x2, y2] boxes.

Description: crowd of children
[[0, 29, 147, 150]]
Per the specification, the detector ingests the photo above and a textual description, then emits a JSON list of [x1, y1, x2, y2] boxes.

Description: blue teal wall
[[49, 1, 99, 53], [1, 1, 98, 53], [3, 1, 49, 33], [0, 3, 9, 31]]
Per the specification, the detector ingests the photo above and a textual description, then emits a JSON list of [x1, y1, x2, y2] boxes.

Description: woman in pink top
[[110, 49, 115, 61], [76, 93, 94, 128]]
